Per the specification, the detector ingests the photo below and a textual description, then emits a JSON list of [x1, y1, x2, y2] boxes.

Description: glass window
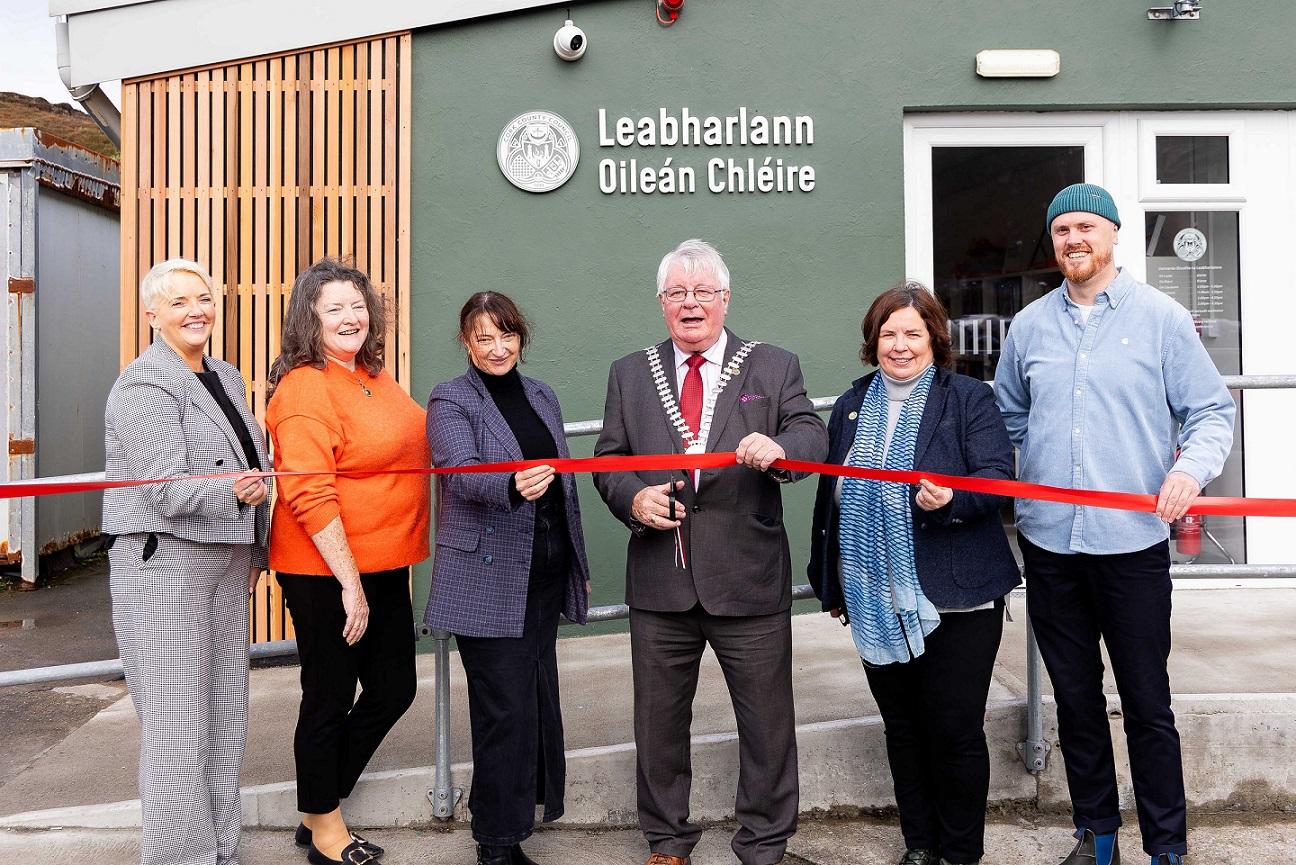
[[931, 145, 1084, 381], [1155, 135, 1229, 184], [1145, 209, 1244, 565]]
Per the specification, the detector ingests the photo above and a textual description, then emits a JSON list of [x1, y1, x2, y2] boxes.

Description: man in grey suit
[[594, 239, 828, 865]]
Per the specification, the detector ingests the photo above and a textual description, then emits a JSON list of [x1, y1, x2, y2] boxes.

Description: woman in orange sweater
[[267, 258, 429, 865]]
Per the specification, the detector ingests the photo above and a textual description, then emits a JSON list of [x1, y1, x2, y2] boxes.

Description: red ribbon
[[3, 453, 1294, 517]]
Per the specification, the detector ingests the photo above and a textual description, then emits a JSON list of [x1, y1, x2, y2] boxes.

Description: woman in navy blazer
[[807, 282, 1019, 865], [423, 292, 589, 865]]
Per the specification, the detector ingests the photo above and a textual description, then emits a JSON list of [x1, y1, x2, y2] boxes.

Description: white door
[[903, 112, 1296, 567]]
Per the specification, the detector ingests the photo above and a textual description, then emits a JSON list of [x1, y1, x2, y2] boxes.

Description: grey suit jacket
[[594, 328, 828, 616], [103, 339, 271, 567]]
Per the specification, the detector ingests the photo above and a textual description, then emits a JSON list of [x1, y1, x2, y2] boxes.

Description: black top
[[195, 368, 262, 471], [479, 366, 564, 517]]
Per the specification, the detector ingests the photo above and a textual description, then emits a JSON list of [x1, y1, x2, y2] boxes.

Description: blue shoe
[[1151, 855, 1184, 865], [1060, 829, 1119, 865]]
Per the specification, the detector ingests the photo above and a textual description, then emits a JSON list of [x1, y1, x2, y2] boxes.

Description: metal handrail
[[2, 373, 1293, 814]]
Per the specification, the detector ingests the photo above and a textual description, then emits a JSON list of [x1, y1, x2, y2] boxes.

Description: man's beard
[[1059, 246, 1112, 285]]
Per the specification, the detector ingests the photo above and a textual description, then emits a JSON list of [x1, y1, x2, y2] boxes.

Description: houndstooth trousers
[[110, 532, 252, 865]]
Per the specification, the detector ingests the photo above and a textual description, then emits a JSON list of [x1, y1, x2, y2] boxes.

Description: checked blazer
[[423, 366, 591, 639], [593, 328, 828, 615], [103, 338, 270, 564]]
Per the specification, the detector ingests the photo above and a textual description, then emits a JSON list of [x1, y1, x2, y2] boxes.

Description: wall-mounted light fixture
[[975, 50, 1061, 79], [1148, 0, 1201, 20]]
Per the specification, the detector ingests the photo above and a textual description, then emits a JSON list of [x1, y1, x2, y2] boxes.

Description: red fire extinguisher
[[1169, 446, 1203, 556], [1174, 512, 1203, 556]]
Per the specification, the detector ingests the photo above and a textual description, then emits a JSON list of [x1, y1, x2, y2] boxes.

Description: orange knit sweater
[[267, 361, 430, 575]]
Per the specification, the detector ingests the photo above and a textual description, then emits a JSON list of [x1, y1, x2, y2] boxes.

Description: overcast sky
[[0, 0, 121, 110]]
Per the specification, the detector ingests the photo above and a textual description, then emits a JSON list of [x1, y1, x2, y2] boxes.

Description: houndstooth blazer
[[103, 339, 271, 566]]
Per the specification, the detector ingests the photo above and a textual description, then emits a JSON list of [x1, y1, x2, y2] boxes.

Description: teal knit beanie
[[1046, 183, 1121, 229]]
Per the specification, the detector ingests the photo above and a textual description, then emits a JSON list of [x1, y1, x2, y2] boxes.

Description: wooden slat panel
[[120, 34, 413, 643], [151, 82, 165, 348], [119, 82, 139, 370], [325, 46, 341, 259], [310, 49, 326, 262], [210, 68, 227, 357], [354, 41, 369, 275], [397, 34, 412, 385], [340, 44, 355, 260], [166, 75, 181, 257], [181, 73, 197, 260], [196, 70, 212, 316], [382, 37, 398, 377], [367, 44, 384, 314]]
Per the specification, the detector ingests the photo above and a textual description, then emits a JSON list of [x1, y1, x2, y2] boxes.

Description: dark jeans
[[278, 568, 417, 814], [864, 603, 1004, 864], [1020, 536, 1186, 857], [629, 605, 797, 865], [455, 511, 570, 846]]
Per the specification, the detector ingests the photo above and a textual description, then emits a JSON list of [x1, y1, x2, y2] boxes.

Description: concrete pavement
[[2, 816, 1295, 864], [1, 587, 1295, 846]]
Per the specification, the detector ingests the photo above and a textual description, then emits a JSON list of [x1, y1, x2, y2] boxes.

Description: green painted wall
[[408, 0, 1296, 624]]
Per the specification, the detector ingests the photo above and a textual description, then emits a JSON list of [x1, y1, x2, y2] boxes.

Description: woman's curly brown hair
[[268, 258, 388, 400]]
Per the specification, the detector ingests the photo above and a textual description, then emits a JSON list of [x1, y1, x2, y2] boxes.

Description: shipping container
[[0, 128, 120, 585]]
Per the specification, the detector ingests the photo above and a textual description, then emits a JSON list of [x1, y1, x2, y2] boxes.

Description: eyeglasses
[[661, 286, 725, 304]]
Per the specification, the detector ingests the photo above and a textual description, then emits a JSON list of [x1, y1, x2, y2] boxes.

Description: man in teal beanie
[[995, 183, 1235, 865]]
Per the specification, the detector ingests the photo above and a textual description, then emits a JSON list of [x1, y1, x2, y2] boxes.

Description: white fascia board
[[61, 0, 573, 86], [49, 1, 147, 15]]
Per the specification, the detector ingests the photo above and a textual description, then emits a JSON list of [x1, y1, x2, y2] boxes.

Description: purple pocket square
[[739, 393, 767, 403]]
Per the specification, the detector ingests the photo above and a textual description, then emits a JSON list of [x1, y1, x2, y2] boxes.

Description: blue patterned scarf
[[838, 366, 940, 665]]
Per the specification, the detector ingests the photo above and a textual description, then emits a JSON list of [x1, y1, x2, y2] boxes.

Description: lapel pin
[[848, 411, 858, 420]]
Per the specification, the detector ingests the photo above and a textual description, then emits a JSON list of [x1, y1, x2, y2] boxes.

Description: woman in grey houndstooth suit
[[103, 258, 271, 865]]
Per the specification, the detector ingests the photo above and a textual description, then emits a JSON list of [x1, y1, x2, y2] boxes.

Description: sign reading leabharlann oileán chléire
[[596, 107, 816, 195]]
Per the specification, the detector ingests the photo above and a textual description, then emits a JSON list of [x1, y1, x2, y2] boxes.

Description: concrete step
[[2, 589, 1295, 830]]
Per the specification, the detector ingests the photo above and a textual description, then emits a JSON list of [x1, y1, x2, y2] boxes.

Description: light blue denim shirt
[[994, 268, 1236, 555]]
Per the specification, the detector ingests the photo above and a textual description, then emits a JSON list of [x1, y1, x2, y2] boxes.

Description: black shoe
[[1151, 856, 1184, 865], [1060, 829, 1120, 865], [898, 852, 939, 865], [510, 843, 540, 865], [307, 840, 377, 865], [477, 844, 512, 865], [296, 824, 385, 859], [940, 859, 980, 865]]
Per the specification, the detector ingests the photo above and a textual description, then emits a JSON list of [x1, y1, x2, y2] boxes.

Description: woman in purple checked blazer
[[423, 291, 590, 865]]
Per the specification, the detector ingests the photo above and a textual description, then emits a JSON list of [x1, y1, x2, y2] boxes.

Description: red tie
[[680, 353, 706, 439]]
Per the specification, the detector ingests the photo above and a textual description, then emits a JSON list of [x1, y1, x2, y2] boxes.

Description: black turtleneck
[[478, 366, 563, 512]]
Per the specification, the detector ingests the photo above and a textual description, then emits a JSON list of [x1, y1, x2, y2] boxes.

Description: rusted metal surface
[[39, 526, 101, 556], [0, 128, 120, 211], [7, 277, 35, 294], [7, 437, 35, 456]]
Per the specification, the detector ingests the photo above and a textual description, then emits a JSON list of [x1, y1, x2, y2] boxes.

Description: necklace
[[328, 356, 372, 396], [645, 340, 759, 452]]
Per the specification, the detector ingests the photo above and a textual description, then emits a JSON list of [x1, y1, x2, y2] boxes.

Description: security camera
[[554, 19, 586, 61]]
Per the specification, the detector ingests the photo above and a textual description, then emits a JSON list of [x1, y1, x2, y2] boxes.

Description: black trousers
[[1020, 536, 1186, 857], [864, 603, 1004, 864], [629, 605, 797, 865], [455, 511, 570, 846], [278, 569, 417, 814]]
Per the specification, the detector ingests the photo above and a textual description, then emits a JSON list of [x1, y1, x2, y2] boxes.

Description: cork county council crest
[[1173, 227, 1208, 263], [497, 111, 580, 193]]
